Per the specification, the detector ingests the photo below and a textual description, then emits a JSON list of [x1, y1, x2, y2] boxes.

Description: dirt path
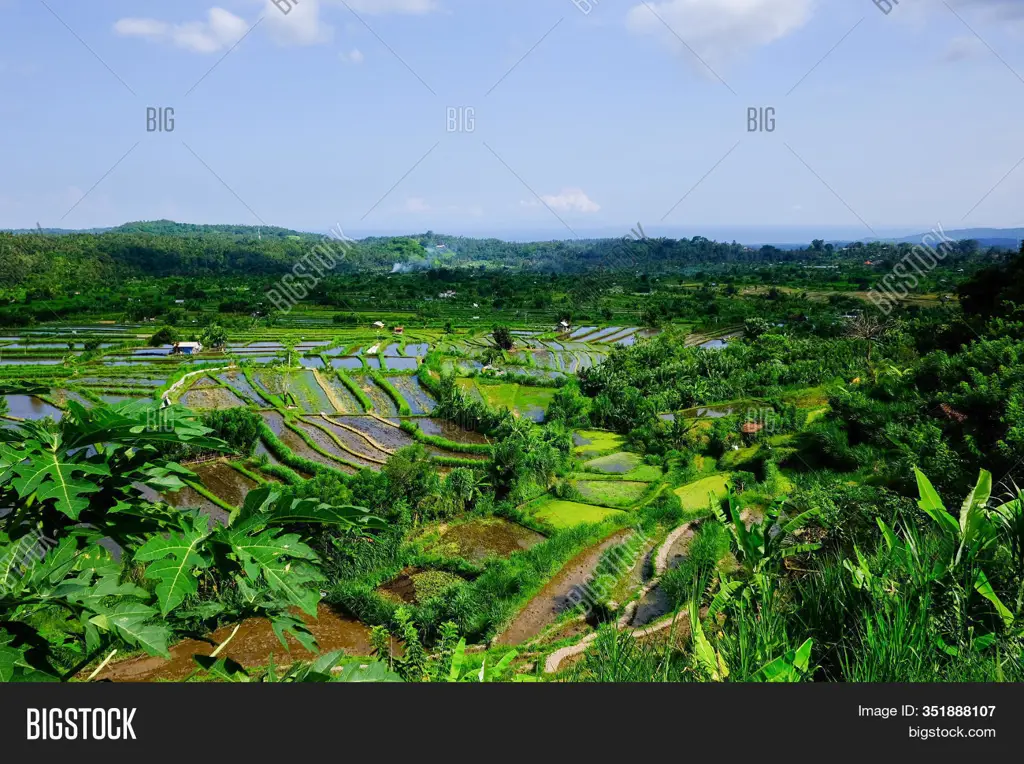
[[95, 604, 377, 683], [654, 521, 694, 575], [493, 529, 631, 646], [166, 365, 233, 403], [543, 521, 695, 674]]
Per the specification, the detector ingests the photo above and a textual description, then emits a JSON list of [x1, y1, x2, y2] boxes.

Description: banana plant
[[914, 468, 1012, 626], [687, 595, 813, 682], [991, 485, 1024, 615], [444, 638, 534, 682], [915, 467, 997, 567], [714, 488, 820, 576]]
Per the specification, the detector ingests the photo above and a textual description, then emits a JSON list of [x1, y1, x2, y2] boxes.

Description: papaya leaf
[[192, 655, 249, 682], [10, 451, 109, 520], [270, 613, 318, 654], [90, 601, 170, 658], [0, 631, 32, 683], [224, 528, 322, 617], [232, 487, 385, 534], [134, 515, 212, 615]]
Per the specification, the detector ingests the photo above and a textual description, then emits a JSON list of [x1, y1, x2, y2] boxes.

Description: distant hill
[[4, 226, 112, 235], [108, 220, 316, 241], [866, 228, 1024, 250]]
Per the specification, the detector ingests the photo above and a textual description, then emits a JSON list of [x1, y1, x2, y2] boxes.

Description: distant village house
[[171, 341, 202, 356]]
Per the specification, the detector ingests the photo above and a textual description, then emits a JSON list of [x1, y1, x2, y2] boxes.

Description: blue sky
[[2, 0, 1024, 240]]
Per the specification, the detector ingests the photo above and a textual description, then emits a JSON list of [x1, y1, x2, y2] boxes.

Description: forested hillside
[[0, 220, 1012, 297]]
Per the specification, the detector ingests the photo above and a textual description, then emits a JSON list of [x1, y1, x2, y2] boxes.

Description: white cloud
[[341, 47, 365, 63], [113, 18, 170, 40], [337, 0, 437, 14], [114, 8, 249, 54], [114, 0, 433, 53], [529, 188, 601, 214], [404, 197, 431, 213], [941, 34, 987, 62], [626, 0, 814, 72], [265, 0, 333, 46]]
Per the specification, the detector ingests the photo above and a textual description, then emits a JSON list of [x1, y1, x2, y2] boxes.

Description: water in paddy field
[[260, 410, 287, 435], [190, 462, 258, 508], [383, 343, 402, 357], [699, 339, 729, 350], [4, 395, 63, 420], [3, 342, 74, 349], [332, 357, 364, 371], [318, 419, 391, 463], [180, 380, 245, 410], [355, 376, 399, 417], [387, 376, 437, 415], [133, 346, 173, 356], [318, 374, 363, 414], [292, 421, 363, 471], [0, 358, 62, 365], [162, 484, 229, 526], [404, 343, 429, 357], [344, 417, 414, 451], [418, 418, 490, 445], [428, 519, 545, 564], [299, 356, 325, 368], [683, 405, 736, 419], [583, 326, 625, 342], [384, 356, 418, 372], [217, 371, 269, 406], [100, 395, 137, 405]]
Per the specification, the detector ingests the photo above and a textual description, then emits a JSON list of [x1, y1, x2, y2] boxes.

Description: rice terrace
[[1, 221, 1022, 686]]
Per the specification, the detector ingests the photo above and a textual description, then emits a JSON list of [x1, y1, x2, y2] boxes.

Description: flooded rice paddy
[[427, 519, 545, 563]]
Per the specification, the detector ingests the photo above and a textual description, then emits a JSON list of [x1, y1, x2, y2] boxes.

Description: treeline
[[2, 220, 1011, 297]]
